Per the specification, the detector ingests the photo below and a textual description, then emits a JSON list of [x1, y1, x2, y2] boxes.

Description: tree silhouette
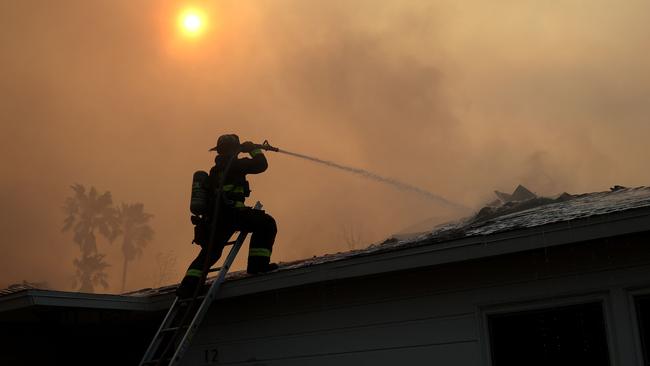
[[63, 184, 118, 293], [73, 253, 110, 292], [151, 251, 177, 289], [115, 203, 154, 292]]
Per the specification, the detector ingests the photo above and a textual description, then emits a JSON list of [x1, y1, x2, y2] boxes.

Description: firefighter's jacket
[[209, 149, 267, 209]]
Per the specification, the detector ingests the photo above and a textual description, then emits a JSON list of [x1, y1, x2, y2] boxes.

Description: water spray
[[255, 140, 467, 211]]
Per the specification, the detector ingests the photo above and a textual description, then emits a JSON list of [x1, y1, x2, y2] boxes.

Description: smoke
[[1, 0, 650, 292], [277, 149, 467, 211]]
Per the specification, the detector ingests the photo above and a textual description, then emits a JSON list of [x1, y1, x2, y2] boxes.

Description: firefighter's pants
[[185, 207, 277, 280]]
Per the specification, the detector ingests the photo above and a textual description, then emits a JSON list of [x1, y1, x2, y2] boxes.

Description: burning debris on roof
[[473, 185, 573, 224], [378, 185, 649, 247]]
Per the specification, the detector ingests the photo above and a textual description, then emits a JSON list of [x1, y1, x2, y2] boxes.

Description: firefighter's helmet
[[209, 134, 240, 155]]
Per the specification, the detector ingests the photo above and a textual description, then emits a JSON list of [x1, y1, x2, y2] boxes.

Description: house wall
[[183, 231, 650, 366], [0, 306, 161, 366]]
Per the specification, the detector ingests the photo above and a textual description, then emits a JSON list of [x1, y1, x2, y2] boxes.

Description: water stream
[[276, 149, 467, 211]]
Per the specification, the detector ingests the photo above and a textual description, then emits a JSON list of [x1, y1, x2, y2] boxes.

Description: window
[[488, 302, 610, 366], [635, 295, 650, 365]]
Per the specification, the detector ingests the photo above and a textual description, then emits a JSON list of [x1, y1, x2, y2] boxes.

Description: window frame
[[627, 286, 650, 366], [477, 292, 615, 366]]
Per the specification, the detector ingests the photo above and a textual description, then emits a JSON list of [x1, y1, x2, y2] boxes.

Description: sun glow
[[178, 8, 205, 37]]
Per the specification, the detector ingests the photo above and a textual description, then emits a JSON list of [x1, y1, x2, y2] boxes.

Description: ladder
[[139, 201, 263, 366]]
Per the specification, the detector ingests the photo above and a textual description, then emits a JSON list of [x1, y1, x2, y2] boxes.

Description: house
[[3, 186, 650, 365]]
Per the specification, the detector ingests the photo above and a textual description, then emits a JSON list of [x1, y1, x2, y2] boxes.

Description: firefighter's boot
[[176, 275, 201, 299], [247, 256, 279, 274]]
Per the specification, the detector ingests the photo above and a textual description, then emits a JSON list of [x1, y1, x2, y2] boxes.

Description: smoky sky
[[1, 0, 649, 292]]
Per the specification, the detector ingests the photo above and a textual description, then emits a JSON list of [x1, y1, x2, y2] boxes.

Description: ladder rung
[[142, 358, 171, 365], [208, 267, 222, 273], [179, 295, 205, 303], [161, 325, 187, 333]]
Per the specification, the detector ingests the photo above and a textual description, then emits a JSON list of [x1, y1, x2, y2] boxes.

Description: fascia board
[[0, 289, 152, 313], [0, 291, 36, 312]]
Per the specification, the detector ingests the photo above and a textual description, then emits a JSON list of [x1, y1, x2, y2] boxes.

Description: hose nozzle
[[260, 140, 279, 152]]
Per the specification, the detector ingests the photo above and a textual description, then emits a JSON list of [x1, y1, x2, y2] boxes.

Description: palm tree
[[73, 253, 111, 292], [63, 184, 118, 293], [115, 203, 154, 292]]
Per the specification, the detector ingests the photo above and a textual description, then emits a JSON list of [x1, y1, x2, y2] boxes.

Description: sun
[[184, 14, 201, 32], [178, 8, 205, 37]]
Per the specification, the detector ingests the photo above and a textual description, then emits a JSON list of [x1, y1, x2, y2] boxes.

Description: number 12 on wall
[[204, 348, 219, 364]]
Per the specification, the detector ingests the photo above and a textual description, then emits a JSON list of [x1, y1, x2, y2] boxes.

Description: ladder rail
[[139, 296, 180, 363]]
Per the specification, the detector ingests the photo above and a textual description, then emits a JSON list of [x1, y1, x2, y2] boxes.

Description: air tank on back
[[190, 171, 210, 215]]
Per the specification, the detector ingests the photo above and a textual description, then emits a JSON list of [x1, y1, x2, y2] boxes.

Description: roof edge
[[4, 206, 650, 312], [0, 288, 155, 313], [211, 205, 650, 300]]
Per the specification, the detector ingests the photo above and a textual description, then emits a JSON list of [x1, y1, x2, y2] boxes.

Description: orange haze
[[1, 0, 650, 292]]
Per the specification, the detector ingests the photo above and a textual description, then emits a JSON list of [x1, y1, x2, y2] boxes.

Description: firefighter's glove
[[240, 141, 256, 153]]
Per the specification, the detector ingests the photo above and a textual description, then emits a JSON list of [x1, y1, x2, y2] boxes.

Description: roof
[[3, 185, 650, 311], [389, 185, 650, 244], [126, 185, 650, 297], [0, 283, 42, 297]]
